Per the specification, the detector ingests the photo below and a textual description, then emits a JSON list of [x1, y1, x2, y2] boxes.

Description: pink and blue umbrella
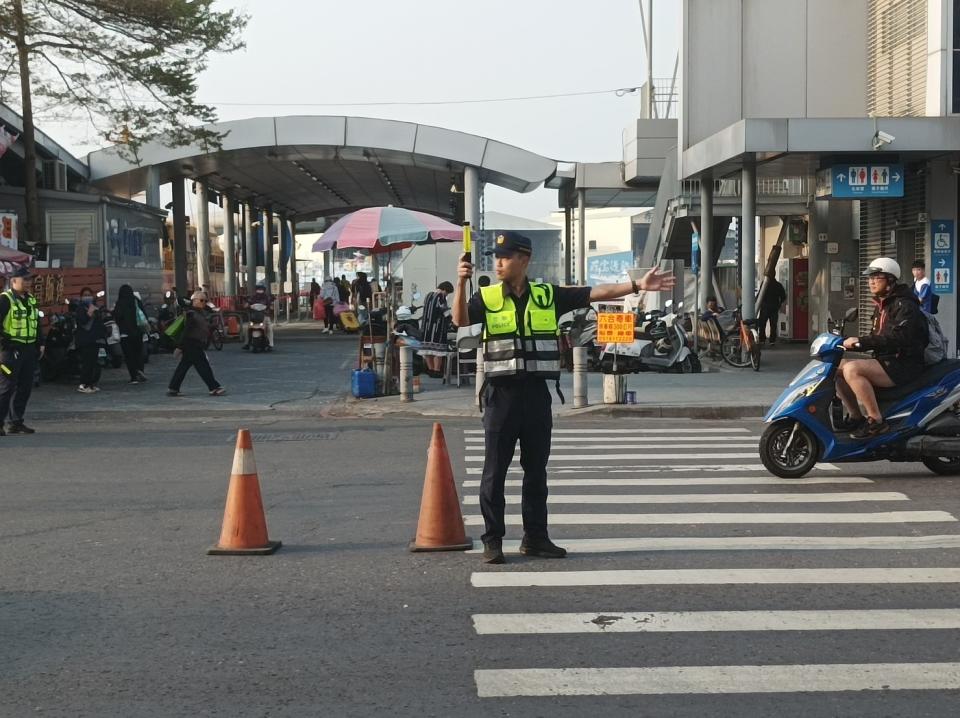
[[312, 206, 462, 254]]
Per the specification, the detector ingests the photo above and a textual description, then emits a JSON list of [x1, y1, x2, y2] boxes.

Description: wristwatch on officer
[[630, 278, 639, 294]]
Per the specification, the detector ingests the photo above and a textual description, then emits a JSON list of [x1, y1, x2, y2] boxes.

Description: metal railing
[[679, 176, 812, 199]]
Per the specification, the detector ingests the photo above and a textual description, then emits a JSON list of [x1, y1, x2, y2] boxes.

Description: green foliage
[[0, 0, 248, 161]]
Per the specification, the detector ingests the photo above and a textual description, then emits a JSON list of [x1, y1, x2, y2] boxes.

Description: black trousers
[[78, 344, 101, 387], [169, 344, 220, 392], [479, 380, 552, 544], [324, 301, 335, 329], [758, 307, 778, 344], [0, 343, 37, 425], [120, 334, 144, 380]]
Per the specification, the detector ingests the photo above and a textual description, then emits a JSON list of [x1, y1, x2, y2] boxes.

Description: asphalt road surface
[[3, 411, 960, 716]]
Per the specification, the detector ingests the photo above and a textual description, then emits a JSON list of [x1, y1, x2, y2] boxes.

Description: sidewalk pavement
[[328, 343, 811, 420]]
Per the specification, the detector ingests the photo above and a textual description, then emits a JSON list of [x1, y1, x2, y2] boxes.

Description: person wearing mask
[[837, 258, 928, 439], [320, 276, 339, 334], [911, 260, 933, 313], [242, 284, 274, 351], [757, 275, 787, 346], [337, 275, 350, 303], [420, 281, 454, 376], [353, 271, 372, 308], [74, 287, 105, 393], [0, 266, 43, 435], [168, 291, 225, 397], [451, 231, 674, 564], [113, 284, 148, 384]]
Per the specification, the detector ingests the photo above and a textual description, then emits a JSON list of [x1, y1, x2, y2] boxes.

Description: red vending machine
[[775, 257, 809, 342]]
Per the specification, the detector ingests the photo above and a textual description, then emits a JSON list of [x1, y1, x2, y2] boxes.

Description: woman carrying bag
[[113, 284, 148, 384], [167, 291, 226, 397]]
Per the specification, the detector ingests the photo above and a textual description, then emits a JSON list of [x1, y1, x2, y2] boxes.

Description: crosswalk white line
[[462, 492, 906, 505], [474, 663, 960, 697], [464, 444, 762, 452], [465, 463, 842, 474], [463, 428, 752, 435], [471, 608, 960, 635], [463, 511, 955, 526], [463, 436, 759, 444], [470, 567, 960, 588], [465, 453, 760, 462], [462, 476, 873, 487], [465, 535, 960, 553]]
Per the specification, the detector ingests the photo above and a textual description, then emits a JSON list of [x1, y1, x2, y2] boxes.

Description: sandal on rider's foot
[[209, 387, 226, 396], [850, 417, 889, 440], [836, 415, 866, 432]]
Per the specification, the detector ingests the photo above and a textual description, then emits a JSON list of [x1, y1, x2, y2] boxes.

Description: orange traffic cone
[[409, 423, 472, 552], [208, 429, 282, 555]]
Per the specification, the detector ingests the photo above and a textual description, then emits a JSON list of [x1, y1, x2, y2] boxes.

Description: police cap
[[485, 231, 532, 258]]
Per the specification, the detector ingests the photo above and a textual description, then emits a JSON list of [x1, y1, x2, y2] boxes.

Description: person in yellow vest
[[452, 231, 675, 564], [0, 266, 44, 435]]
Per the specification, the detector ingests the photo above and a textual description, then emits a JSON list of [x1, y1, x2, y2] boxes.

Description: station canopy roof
[[86, 115, 558, 222]]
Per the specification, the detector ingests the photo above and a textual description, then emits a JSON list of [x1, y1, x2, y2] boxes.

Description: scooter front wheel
[[921, 456, 960, 475], [760, 420, 820, 478]]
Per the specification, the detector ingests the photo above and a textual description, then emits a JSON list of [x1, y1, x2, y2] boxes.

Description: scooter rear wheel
[[921, 456, 960, 475], [760, 420, 820, 478]]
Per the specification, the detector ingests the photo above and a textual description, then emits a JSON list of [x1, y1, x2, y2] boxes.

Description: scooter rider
[[837, 257, 928, 439], [451, 231, 675, 564], [243, 284, 274, 351]]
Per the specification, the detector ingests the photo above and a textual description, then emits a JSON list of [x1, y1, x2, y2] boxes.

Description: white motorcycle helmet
[[396, 305, 413, 321], [862, 257, 901, 280]]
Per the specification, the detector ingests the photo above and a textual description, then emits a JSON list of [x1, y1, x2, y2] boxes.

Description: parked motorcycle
[[598, 301, 701, 374], [560, 307, 599, 372], [395, 304, 422, 340], [761, 319, 960, 478]]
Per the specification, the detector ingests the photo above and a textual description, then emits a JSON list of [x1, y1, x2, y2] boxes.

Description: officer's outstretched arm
[[452, 254, 473, 327]]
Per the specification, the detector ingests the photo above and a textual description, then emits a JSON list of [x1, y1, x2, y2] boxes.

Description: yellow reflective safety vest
[[1, 290, 39, 344], [480, 282, 561, 380]]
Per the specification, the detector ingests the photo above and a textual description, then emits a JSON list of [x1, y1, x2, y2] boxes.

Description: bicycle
[[206, 306, 225, 351], [720, 307, 761, 371]]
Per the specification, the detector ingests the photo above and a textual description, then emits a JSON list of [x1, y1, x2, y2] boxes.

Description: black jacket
[[179, 308, 209, 349], [858, 283, 928, 362], [114, 296, 146, 336], [73, 303, 106, 348]]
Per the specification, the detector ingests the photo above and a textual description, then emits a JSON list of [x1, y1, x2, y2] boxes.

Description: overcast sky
[[46, 0, 681, 220]]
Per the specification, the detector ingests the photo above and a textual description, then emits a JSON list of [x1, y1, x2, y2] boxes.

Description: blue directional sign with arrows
[[815, 164, 904, 199], [931, 220, 954, 294]]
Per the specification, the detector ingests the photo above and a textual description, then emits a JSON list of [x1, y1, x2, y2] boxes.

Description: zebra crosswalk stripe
[[462, 476, 872, 487], [461, 492, 908, 505], [474, 663, 960, 697], [462, 511, 956, 526]]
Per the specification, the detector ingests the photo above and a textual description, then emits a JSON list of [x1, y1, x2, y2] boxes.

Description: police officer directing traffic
[[0, 266, 43, 436], [452, 231, 675, 564]]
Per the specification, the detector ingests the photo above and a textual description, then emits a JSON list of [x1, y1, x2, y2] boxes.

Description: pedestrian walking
[[420, 281, 454, 376], [320, 276, 338, 333], [74, 286, 105, 393], [0, 266, 43, 435], [113, 284, 148, 383], [309, 277, 321, 308], [757, 275, 787, 346], [451, 231, 674, 564], [167, 291, 225, 397], [911, 261, 933, 313]]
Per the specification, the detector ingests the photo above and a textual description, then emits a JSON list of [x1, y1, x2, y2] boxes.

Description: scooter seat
[[876, 359, 960, 403]]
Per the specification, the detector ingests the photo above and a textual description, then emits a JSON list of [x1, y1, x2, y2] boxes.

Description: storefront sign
[[931, 220, 954, 294], [815, 164, 904, 199], [597, 312, 635, 344], [690, 231, 700, 275], [0, 211, 17, 250]]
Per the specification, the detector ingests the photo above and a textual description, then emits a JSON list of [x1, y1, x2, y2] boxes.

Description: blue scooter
[[761, 313, 960, 478]]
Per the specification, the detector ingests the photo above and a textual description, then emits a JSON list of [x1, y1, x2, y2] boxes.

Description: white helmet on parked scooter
[[396, 305, 413, 320], [862, 257, 901, 280]]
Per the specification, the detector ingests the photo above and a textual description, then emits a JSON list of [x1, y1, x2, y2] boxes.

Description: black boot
[[482, 539, 505, 564], [519, 535, 567, 558], [7, 422, 35, 435]]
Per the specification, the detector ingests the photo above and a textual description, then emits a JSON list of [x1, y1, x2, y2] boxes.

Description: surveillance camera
[[873, 130, 895, 149]]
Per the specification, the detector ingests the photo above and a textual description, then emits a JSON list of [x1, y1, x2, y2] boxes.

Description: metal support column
[[464, 166, 481, 229], [289, 219, 298, 320], [698, 176, 714, 312], [196, 182, 210, 292], [172, 179, 188, 292], [323, 251, 332, 281], [741, 158, 757, 320], [263, 209, 274, 290], [577, 188, 586, 285], [223, 196, 236, 298], [145, 166, 161, 208], [563, 205, 573, 285], [245, 202, 257, 292]]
